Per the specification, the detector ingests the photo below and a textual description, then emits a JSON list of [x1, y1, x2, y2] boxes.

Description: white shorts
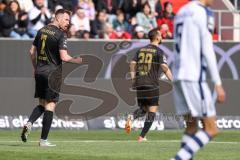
[[173, 81, 216, 117]]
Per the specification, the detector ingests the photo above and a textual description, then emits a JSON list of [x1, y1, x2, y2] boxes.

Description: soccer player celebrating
[[125, 28, 173, 142], [21, 9, 82, 147], [171, 0, 225, 159]]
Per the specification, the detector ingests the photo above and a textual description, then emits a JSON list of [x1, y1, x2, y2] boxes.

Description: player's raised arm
[[58, 30, 82, 64], [198, 9, 225, 103], [29, 45, 37, 71], [60, 50, 82, 64], [160, 63, 173, 81]]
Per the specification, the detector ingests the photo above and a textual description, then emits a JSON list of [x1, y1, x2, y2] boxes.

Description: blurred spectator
[[17, 0, 34, 12], [28, 0, 51, 37], [132, 25, 147, 39], [112, 10, 129, 31], [70, 8, 90, 37], [157, 1, 175, 34], [159, 23, 172, 39], [113, 26, 131, 39], [91, 10, 108, 38], [127, 16, 138, 34], [95, 0, 120, 24], [78, 0, 96, 20], [78, 0, 96, 38], [102, 24, 131, 39], [95, 0, 119, 14], [48, 0, 73, 12], [102, 22, 116, 39], [0, 0, 29, 38], [82, 30, 90, 39], [71, 29, 90, 39], [0, 0, 6, 15], [136, 2, 157, 34], [119, 0, 142, 19], [142, 0, 163, 17]]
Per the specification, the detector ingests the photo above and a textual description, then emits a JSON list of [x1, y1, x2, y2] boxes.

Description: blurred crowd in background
[[0, 0, 192, 40]]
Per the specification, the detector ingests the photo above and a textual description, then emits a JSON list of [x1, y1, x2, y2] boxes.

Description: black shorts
[[136, 86, 159, 107], [34, 73, 61, 102]]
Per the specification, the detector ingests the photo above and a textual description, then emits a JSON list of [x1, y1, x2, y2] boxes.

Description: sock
[[41, 110, 53, 140], [140, 112, 156, 138], [174, 130, 212, 160], [180, 133, 193, 148], [28, 105, 45, 124], [133, 108, 147, 120], [180, 134, 194, 160]]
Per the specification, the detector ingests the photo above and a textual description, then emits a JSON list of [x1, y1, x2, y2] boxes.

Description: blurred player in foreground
[[126, 28, 173, 142], [171, 0, 226, 159], [21, 9, 82, 147]]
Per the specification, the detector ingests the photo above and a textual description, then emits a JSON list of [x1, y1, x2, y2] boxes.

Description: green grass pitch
[[0, 130, 239, 160]]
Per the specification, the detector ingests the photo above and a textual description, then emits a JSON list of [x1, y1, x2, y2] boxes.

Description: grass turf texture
[[0, 130, 239, 160]]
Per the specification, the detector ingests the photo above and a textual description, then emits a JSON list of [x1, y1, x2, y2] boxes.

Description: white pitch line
[[0, 140, 239, 144]]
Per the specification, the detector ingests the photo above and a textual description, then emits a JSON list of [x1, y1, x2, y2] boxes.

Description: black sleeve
[[158, 50, 167, 64], [33, 31, 40, 47], [59, 33, 68, 50], [132, 51, 138, 62]]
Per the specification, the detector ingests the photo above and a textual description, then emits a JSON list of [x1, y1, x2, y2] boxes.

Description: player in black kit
[[21, 9, 82, 147], [125, 28, 173, 141]]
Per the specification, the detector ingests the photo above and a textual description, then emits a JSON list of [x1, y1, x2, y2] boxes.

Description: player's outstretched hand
[[215, 85, 226, 103], [75, 57, 83, 64]]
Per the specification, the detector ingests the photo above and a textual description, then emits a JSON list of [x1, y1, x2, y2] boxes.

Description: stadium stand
[[0, 0, 239, 40]]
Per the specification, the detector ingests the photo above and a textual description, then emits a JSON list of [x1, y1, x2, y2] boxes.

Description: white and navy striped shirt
[[172, 1, 222, 85]]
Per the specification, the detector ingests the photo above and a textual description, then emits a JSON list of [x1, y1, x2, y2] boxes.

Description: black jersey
[[33, 25, 67, 74], [133, 44, 167, 87]]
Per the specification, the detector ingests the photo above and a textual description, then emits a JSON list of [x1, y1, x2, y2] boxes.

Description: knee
[[148, 106, 158, 113], [45, 102, 56, 112]]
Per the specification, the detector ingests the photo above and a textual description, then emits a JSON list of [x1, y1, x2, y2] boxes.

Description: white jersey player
[[171, 0, 225, 160]]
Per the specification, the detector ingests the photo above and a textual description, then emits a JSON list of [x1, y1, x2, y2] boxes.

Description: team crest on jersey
[[63, 40, 67, 48], [163, 55, 167, 63]]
